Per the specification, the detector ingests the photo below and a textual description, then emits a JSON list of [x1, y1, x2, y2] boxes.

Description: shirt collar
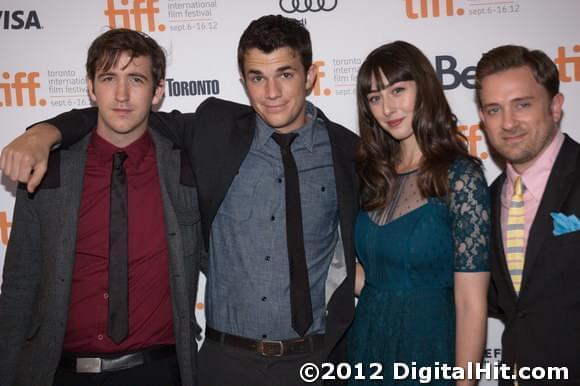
[[505, 129, 565, 202], [90, 128, 153, 169], [255, 101, 319, 152]]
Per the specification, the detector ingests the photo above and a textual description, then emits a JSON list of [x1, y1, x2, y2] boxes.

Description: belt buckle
[[76, 357, 102, 373], [258, 339, 284, 357]]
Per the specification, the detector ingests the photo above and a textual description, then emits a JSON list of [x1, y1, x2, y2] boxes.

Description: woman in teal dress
[[348, 41, 490, 385]]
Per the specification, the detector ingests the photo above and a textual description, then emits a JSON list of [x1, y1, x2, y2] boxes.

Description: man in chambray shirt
[[207, 102, 339, 340]]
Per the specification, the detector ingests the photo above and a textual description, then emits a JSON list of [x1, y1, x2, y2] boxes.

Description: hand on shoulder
[[0, 123, 60, 192]]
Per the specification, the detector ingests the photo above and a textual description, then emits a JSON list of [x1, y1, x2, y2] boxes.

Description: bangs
[[358, 51, 413, 96], [95, 49, 139, 74]]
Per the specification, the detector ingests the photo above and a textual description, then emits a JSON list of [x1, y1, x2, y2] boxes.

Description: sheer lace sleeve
[[448, 158, 491, 272]]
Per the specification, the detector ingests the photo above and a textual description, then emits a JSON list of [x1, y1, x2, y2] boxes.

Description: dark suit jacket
[[488, 135, 580, 385], [0, 130, 202, 386], [42, 97, 360, 364]]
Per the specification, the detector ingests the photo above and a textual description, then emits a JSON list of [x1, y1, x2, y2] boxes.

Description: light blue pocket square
[[550, 212, 580, 236]]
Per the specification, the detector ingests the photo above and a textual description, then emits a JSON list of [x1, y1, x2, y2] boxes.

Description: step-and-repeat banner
[[0, 1, 578, 384]]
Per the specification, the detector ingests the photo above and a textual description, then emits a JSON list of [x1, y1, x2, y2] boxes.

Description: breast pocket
[[300, 167, 338, 236], [552, 229, 580, 246], [217, 163, 265, 222], [544, 229, 580, 297], [174, 186, 202, 258], [176, 208, 200, 226]]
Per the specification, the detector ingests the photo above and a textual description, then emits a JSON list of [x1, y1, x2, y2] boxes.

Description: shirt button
[[277, 178, 283, 183], [261, 296, 267, 302], [265, 256, 271, 261], [97, 334, 104, 341], [262, 334, 267, 339], [321, 186, 326, 192], [103, 293, 109, 299], [270, 216, 275, 221]]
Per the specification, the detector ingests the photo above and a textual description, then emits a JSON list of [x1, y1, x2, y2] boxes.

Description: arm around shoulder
[[0, 123, 62, 192]]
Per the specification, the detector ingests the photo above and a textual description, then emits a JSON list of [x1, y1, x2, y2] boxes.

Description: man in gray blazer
[[0, 29, 201, 386]]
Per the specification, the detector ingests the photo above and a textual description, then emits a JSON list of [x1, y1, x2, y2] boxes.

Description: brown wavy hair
[[356, 41, 478, 211], [86, 28, 166, 95]]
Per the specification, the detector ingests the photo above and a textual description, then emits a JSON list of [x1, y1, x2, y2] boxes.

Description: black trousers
[[198, 338, 324, 386], [52, 354, 181, 386]]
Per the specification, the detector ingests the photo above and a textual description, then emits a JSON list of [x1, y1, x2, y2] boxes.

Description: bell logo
[[0, 212, 11, 246], [0, 72, 46, 108], [312, 60, 332, 96], [458, 124, 488, 160], [405, 0, 464, 19], [104, 0, 166, 32], [435, 55, 475, 90], [554, 45, 580, 83]]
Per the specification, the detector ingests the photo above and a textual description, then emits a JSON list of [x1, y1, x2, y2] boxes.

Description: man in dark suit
[[0, 29, 201, 386], [1, 16, 359, 386], [476, 45, 580, 384]]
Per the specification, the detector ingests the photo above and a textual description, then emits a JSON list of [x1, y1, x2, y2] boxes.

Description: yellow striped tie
[[506, 176, 525, 294]]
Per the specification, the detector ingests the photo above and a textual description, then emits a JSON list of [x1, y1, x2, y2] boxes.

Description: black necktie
[[108, 151, 129, 344], [271, 132, 313, 336]]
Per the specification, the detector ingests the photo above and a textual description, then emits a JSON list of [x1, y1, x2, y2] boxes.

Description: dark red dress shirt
[[63, 130, 175, 353]]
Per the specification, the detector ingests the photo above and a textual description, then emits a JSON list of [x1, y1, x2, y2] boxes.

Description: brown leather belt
[[59, 345, 176, 373], [205, 327, 324, 357]]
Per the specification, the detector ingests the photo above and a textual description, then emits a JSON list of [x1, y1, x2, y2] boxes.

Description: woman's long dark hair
[[356, 41, 479, 211]]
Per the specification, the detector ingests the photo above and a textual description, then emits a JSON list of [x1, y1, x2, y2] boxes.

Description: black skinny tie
[[108, 151, 129, 344], [271, 132, 313, 336]]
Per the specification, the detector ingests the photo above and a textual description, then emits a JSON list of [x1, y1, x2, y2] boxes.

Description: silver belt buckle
[[76, 357, 102, 373]]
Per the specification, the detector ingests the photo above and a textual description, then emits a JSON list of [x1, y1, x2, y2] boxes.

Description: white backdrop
[[1, 1, 579, 384]]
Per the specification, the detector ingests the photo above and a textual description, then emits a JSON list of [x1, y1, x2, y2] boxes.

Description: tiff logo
[[554, 45, 580, 82], [104, 0, 166, 32], [0, 72, 46, 107], [312, 60, 332, 96], [0, 212, 11, 246], [405, 0, 464, 19], [458, 124, 488, 160]]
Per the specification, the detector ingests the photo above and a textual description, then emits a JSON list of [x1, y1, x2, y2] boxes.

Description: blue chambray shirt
[[206, 102, 339, 340]]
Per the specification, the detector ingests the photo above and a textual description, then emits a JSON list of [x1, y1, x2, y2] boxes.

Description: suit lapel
[[491, 173, 518, 301], [54, 135, 91, 283], [318, 111, 356, 301], [150, 130, 194, 318], [151, 129, 180, 204], [325, 119, 356, 249], [521, 136, 579, 293]]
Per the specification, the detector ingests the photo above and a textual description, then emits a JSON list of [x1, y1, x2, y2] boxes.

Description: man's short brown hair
[[475, 45, 559, 106]]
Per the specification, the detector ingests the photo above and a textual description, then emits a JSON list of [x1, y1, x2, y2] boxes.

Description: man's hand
[[0, 123, 62, 192]]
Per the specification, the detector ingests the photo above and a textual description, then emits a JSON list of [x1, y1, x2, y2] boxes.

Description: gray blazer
[[0, 129, 202, 386]]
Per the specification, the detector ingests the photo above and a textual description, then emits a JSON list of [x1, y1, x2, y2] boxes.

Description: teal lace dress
[[347, 158, 490, 385]]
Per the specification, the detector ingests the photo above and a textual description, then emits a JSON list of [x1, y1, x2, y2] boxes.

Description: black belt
[[59, 345, 176, 373], [205, 327, 324, 357]]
